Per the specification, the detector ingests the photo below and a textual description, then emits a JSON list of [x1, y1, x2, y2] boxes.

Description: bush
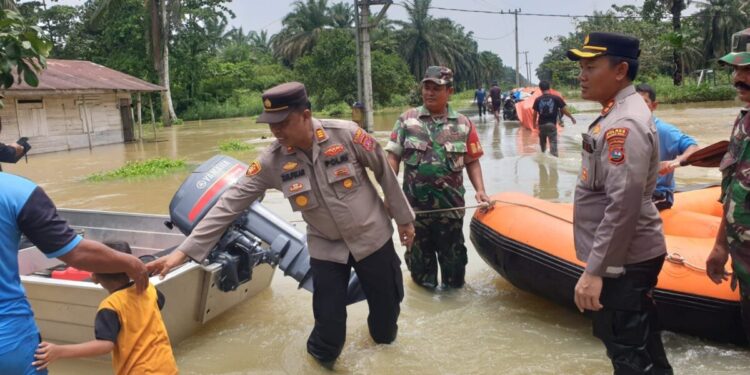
[[87, 158, 188, 181], [181, 90, 264, 121], [218, 139, 254, 152], [319, 102, 351, 118], [639, 76, 735, 104]]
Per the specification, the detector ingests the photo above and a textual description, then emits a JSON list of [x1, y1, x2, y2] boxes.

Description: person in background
[[0, 172, 149, 375], [635, 83, 699, 210], [0, 137, 30, 171], [489, 81, 502, 122], [33, 241, 177, 375], [532, 80, 576, 157], [474, 85, 487, 119]]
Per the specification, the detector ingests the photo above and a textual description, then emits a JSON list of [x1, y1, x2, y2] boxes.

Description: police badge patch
[[246, 161, 262, 176]]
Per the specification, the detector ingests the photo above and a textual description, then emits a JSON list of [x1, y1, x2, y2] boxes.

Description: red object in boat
[[51, 267, 91, 281]]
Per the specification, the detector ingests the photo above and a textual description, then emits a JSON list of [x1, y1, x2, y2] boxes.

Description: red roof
[[5, 59, 164, 93]]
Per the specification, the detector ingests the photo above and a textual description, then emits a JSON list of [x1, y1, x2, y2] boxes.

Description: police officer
[[567, 33, 672, 374], [147, 82, 416, 365], [707, 28, 750, 342], [385, 66, 489, 289]]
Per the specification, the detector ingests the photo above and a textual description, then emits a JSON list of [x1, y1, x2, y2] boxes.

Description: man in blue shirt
[[636, 83, 699, 210], [474, 86, 487, 118], [0, 172, 148, 375]]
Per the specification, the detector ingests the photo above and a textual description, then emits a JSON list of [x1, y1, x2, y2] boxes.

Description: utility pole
[[355, 0, 391, 133], [354, 1, 363, 105], [513, 8, 520, 88], [520, 50, 529, 86]]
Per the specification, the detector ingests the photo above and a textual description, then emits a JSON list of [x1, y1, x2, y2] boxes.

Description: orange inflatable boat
[[470, 187, 746, 345]]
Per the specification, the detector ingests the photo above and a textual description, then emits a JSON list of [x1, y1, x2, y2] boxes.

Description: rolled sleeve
[[383, 119, 406, 156], [176, 156, 272, 262]]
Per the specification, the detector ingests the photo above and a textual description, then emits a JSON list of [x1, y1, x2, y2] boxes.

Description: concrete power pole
[[514, 9, 520, 88], [355, 0, 391, 133], [520, 51, 530, 86]]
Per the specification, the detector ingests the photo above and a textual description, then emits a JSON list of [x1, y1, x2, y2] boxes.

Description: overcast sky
[[53, 0, 674, 80]]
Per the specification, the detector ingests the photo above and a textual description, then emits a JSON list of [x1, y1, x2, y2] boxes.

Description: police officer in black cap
[[149, 82, 416, 367], [568, 32, 672, 374]]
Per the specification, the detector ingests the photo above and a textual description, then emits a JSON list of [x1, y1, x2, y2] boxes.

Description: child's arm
[[33, 340, 114, 370]]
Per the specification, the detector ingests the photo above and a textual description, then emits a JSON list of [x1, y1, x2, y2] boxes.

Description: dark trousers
[[733, 264, 750, 341], [477, 102, 486, 117], [539, 123, 558, 157], [406, 216, 467, 288], [306, 239, 404, 362], [592, 255, 672, 375]]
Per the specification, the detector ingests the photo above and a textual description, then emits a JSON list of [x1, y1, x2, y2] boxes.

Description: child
[[32, 241, 177, 374]]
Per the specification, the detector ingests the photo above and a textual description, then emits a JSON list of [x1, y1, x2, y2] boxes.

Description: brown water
[[6, 101, 750, 374]]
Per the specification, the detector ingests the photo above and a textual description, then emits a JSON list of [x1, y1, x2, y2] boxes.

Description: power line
[[416, 4, 714, 21], [474, 29, 515, 41]]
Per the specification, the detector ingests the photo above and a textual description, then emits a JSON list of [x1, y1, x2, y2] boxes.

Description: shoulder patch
[[605, 128, 629, 144], [246, 161, 262, 177], [354, 129, 376, 151], [608, 146, 625, 165]]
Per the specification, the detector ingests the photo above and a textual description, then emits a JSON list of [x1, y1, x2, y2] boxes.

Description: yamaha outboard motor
[[168, 155, 364, 304]]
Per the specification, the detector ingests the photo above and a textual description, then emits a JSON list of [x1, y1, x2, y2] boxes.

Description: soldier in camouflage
[[708, 28, 750, 341], [385, 66, 490, 289]]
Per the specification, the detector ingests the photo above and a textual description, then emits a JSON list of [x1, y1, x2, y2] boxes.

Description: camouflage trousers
[[731, 257, 750, 342], [405, 216, 467, 288]]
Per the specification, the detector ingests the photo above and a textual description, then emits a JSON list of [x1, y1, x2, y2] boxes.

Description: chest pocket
[[443, 141, 466, 172], [403, 136, 428, 167], [327, 164, 360, 200], [281, 168, 319, 212], [579, 133, 602, 191]]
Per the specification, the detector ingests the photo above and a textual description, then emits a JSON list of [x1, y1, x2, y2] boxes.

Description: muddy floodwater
[[5, 99, 750, 374]]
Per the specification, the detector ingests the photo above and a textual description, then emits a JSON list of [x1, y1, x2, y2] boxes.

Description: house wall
[[0, 92, 131, 154]]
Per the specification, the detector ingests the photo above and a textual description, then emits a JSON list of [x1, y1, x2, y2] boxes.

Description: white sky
[[51, 0, 682, 79]]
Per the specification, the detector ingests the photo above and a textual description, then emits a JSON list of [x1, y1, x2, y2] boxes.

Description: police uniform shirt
[[574, 85, 667, 277], [177, 119, 415, 264]]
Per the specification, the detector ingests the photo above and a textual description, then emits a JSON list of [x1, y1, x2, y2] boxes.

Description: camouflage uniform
[[719, 109, 750, 308], [717, 28, 750, 341], [385, 105, 483, 288]]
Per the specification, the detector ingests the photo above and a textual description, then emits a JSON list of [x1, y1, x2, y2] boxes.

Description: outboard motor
[[168, 155, 365, 304]]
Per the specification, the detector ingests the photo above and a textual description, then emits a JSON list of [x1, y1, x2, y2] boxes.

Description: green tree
[[328, 2, 353, 28], [91, 0, 183, 125], [644, 0, 691, 85], [0, 9, 51, 106], [271, 0, 332, 64], [694, 0, 750, 64], [295, 29, 412, 108]]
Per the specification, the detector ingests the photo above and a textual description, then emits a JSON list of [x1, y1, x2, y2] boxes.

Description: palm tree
[[328, 2, 353, 28], [249, 30, 272, 55], [271, 0, 332, 64], [694, 0, 750, 64], [91, 0, 181, 126], [394, 0, 479, 88]]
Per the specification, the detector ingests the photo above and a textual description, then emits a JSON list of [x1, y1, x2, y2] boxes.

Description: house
[[0, 59, 164, 154]]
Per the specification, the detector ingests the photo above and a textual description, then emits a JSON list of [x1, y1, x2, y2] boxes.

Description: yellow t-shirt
[[96, 283, 178, 375]]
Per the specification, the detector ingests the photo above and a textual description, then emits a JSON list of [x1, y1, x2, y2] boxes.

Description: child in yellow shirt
[[32, 241, 177, 374]]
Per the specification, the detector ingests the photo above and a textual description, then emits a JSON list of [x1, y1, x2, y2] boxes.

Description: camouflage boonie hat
[[719, 28, 750, 67], [422, 66, 453, 85]]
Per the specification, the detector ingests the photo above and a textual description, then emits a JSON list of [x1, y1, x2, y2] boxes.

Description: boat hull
[[470, 218, 748, 346]]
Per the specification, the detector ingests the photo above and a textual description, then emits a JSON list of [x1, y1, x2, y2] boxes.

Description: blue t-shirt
[[0, 172, 81, 354], [654, 117, 698, 200], [474, 89, 486, 103]]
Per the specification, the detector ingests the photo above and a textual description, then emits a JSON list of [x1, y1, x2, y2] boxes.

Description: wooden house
[[0, 59, 164, 154]]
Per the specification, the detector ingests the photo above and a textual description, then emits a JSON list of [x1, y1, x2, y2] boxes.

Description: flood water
[[5, 99, 750, 374]]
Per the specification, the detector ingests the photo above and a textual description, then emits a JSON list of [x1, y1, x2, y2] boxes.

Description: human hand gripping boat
[[18, 155, 365, 345], [470, 186, 747, 345]]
